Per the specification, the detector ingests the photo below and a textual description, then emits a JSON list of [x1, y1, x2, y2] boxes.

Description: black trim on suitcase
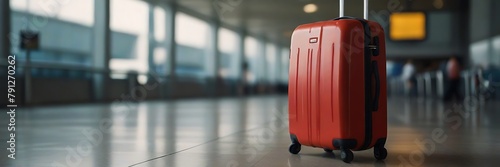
[[333, 139, 357, 149], [372, 61, 380, 111], [332, 17, 374, 151], [358, 19, 373, 151], [330, 17, 374, 151]]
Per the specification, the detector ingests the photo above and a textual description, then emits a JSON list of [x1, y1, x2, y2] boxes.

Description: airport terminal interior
[[1, 0, 500, 166]]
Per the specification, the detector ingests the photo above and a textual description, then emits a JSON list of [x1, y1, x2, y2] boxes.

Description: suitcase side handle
[[372, 61, 380, 111]]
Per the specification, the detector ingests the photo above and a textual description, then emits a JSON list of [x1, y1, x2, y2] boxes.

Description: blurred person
[[444, 56, 462, 101], [401, 59, 416, 96], [473, 65, 484, 98]]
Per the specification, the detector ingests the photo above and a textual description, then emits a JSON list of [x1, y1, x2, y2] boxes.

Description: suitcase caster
[[323, 148, 333, 153], [374, 147, 387, 160], [289, 143, 301, 154], [340, 149, 353, 163]]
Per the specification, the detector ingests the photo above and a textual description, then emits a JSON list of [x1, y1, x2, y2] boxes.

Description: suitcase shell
[[288, 18, 387, 154]]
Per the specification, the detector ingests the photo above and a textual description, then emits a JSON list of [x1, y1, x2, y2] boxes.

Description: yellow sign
[[390, 12, 426, 41]]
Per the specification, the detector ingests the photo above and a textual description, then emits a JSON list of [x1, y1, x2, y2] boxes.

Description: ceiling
[[152, 0, 457, 46]]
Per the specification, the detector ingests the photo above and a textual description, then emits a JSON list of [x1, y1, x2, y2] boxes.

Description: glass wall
[[244, 36, 260, 84], [266, 43, 277, 83], [218, 28, 239, 79], [10, 0, 95, 67], [110, 0, 149, 74], [8, 0, 286, 85], [175, 12, 209, 78], [153, 6, 167, 75], [280, 48, 289, 84]]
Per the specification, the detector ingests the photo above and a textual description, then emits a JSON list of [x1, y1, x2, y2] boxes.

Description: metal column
[[164, 3, 177, 98], [425, 72, 433, 97], [235, 29, 246, 95], [1, 1, 10, 106], [259, 38, 268, 88], [147, 4, 155, 77], [417, 76, 425, 97], [273, 44, 282, 92], [0, 0, 9, 61], [436, 71, 444, 98], [92, 1, 112, 166], [464, 71, 470, 98], [93, 0, 111, 101], [206, 19, 220, 97]]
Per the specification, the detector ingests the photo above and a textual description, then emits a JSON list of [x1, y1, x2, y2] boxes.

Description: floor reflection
[[1, 95, 500, 167]]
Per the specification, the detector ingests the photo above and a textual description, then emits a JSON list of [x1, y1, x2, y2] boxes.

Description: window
[[11, 0, 94, 26], [244, 36, 260, 84], [175, 12, 209, 77], [110, 0, 149, 73], [154, 6, 166, 42], [218, 28, 239, 79], [10, 0, 95, 67], [153, 6, 168, 75], [280, 48, 289, 84], [153, 47, 167, 75], [266, 43, 277, 83]]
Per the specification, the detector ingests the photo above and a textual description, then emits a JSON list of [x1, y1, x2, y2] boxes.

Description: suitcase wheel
[[374, 147, 388, 160], [323, 148, 333, 153], [340, 149, 354, 163], [288, 143, 301, 154]]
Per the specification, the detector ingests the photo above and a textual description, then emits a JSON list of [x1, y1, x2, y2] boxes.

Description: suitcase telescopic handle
[[372, 61, 380, 111], [339, 0, 369, 20]]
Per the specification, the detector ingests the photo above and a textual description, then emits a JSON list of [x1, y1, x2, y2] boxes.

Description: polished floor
[[1, 95, 500, 167]]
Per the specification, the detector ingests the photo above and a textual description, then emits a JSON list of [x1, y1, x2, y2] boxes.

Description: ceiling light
[[304, 4, 318, 13], [433, 0, 444, 9]]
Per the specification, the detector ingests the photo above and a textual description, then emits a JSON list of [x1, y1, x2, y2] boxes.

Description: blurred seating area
[[387, 60, 500, 101]]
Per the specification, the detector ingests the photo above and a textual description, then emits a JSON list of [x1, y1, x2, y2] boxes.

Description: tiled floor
[[1, 95, 500, 167]]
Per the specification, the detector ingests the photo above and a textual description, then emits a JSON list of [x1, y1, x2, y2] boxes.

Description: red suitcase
[[287, 0, 387, 163]]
